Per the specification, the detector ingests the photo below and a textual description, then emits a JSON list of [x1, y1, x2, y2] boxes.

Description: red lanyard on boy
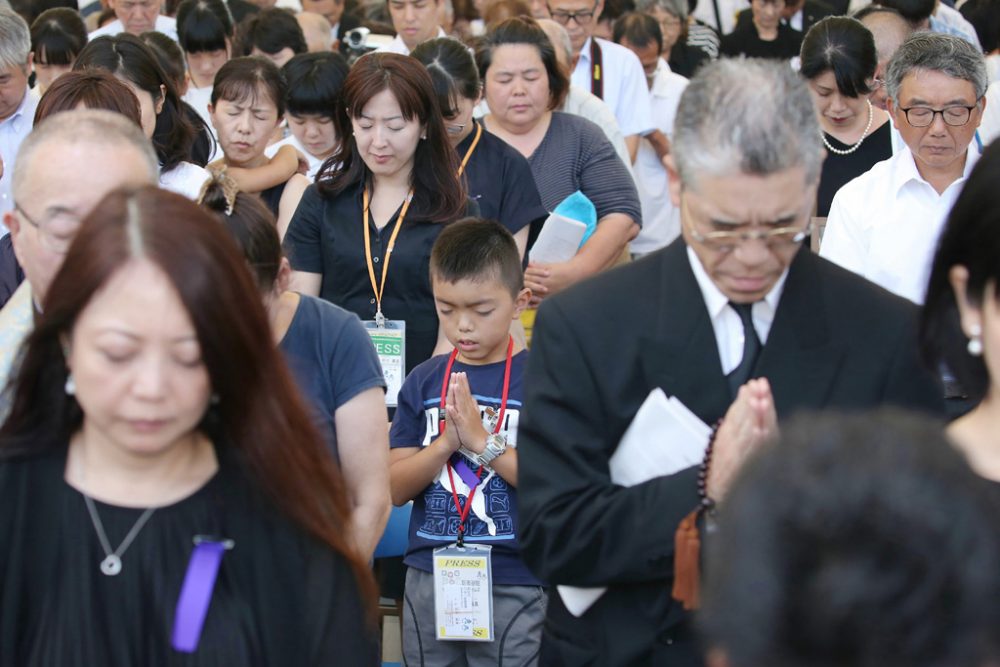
[[440, 335, 513, 547]]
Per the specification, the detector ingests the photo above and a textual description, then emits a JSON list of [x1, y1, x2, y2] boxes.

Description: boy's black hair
[[281, 51, 350, 118], [430, 218, 523, 298]]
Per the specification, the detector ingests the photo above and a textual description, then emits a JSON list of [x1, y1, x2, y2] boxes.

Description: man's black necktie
[[727, 302, 761, 396]]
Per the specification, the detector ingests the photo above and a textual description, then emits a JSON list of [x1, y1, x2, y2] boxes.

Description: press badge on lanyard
[[433, 544, 494, 641], [431, 336, 514, 641], [362, 187, 412, 407]]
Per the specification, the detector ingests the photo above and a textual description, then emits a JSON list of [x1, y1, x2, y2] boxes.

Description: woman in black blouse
[[411, 37, 548, 259], [284, 52, 467, 378], [801, 17, 894, 216], [0, 187, 378, 665]]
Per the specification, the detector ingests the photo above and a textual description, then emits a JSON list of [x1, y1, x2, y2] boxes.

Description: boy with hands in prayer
[[388, 218, 545, 666]]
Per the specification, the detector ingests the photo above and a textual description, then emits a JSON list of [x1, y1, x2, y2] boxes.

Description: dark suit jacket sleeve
[[517, 297, 700, 588]]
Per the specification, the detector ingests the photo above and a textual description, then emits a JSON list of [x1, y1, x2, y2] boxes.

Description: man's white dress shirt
[[688, 246, 788, 374], [571, 36, 654, 138], [631, 59, 687, 256], [0, 87, 39, 225], [821, 145, 980, 304], [379, 27, 447, 55]]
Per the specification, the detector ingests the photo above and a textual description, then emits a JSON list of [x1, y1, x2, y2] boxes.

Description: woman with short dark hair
[[801, 16, 894, 216], [411, 36, 545, 258], [29, 7, 86, 94]]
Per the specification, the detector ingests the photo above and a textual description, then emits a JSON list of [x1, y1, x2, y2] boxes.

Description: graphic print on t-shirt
[[417, 401, 520, 543]]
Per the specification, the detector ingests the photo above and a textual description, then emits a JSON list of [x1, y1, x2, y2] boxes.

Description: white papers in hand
[[558, 388, 712, 617], [527, 213, 586, 264]]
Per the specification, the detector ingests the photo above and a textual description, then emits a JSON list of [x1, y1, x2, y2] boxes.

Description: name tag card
[[363, 319, 406, 407], [433, 544, 494, 641]]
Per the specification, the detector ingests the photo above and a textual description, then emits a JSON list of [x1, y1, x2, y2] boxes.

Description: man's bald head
[[857, 6, 913, 110]]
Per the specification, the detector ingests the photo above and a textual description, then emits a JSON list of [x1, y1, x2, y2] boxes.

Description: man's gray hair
[[635, 0, 688, 21], [13, 110, 160, 199], [672, 58, 823, 188], [886, 32, 988, 102], [0, 7, 30, 70], [537, 18, 573, 64]]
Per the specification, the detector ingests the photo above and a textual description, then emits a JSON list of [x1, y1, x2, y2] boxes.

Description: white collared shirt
[[686, 245, 789, 375], [571, 36, 654, 137], [631, 59, 687, 255], [379, 26, 447, 55], [981, 81, 1000, 146], [89, 14, 178, 42], [821, 145, 980, 304], [0, 86, 39, 226]]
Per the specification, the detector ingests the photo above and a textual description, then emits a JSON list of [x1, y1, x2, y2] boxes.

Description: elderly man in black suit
[[517, 57, 944, 667]]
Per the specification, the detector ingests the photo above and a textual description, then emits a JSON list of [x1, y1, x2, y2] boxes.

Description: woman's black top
[[455, 120, 547, 236], [260, 181, 288, 218], [284, 180, 464, 373], [720, 22, 802, 60], [668, 41, 711, 79], [0, 445, 378, 666], [816, 120, 893, 217]]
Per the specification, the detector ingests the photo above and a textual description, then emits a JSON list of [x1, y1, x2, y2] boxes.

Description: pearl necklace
[[822, 99, 874, 156]]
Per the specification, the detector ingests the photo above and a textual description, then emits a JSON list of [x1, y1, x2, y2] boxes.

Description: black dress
[[816, 120, 893, 217], [0, 446, 378, 666]]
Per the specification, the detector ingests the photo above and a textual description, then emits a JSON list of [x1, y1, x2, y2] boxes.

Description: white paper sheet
[[558, 389, 711, 617], [527, 213, 587, 264]]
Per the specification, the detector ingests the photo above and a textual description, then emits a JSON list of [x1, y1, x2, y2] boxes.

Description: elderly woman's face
[[484, 43, 552, 131], [648, 6, 683, 53], [65, 258, 212, 460]]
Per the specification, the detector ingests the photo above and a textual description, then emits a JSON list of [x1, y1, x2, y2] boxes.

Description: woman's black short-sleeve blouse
[[283, 180, 447, 373], [456, 120, 548, 234], [0, 447, 378, 666]]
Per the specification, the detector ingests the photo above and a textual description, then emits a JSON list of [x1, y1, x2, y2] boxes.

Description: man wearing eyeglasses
[[89, 0, 178, 41], [517, 58, 943, 667], [548, 0, 654, 161], [0, 111, 158, 406], [821, 33, 987, 305]]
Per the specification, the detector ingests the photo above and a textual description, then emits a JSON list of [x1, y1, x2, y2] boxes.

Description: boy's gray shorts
[[402, 567, 547, 667]]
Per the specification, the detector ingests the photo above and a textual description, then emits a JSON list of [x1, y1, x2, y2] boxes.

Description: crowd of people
[[0, 0, 998, 663]]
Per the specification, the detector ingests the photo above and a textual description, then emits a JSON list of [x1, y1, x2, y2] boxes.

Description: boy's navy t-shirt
[[389, 350, 541, 586]]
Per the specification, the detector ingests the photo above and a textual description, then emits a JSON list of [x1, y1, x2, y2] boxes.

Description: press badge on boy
[[433, 543, 494, 641], [362, 318, 405, 407]]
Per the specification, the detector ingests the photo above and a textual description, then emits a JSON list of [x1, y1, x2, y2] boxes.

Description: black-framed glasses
[[548, 3, 598, 25], [681, 197, 811, 253], [899, 102, 981, 128], [14, 203, 77, 254]]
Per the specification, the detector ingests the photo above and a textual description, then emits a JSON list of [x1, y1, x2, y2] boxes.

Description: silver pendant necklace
[[82, 494, 156, 576], [822, 99, 874, 156]]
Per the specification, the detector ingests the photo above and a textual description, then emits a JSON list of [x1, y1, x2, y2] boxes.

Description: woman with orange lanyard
[[284, 52, 468, 403], [411, 38, 548, 260]]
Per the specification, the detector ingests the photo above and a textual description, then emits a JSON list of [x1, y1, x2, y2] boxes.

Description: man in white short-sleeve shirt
[[380, 0, 447, 55], [821, 33, 987, 305], [548, 0, 654, 161]]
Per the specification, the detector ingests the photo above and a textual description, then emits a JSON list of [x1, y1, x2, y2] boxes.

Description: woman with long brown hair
[[285, 52, 468, 402], [0, 186, 378, 665]]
